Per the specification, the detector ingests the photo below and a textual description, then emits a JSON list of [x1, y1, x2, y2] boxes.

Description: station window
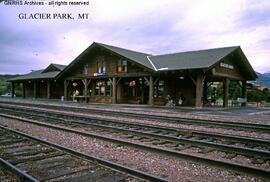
[[98, 60, 106, 73], [118, 60, 127, 72], [95, 81, 111, 96]]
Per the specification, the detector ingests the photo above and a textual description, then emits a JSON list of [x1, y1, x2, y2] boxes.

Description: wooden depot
[[8, 42, 257, 108]]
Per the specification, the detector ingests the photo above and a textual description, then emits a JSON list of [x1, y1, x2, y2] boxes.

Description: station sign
[[94, 72, 106, 77], [220, 62, 234, 70]]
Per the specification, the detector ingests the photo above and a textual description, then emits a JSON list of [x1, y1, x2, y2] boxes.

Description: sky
[[0, 0, 270, 74]]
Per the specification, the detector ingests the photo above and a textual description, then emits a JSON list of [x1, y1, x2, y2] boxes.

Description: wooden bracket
[[65, 80, 71, 87], [116, 78, 122, 85], [237, 81, 243, 88], [154, 78, 159, 85], [189, 75, 196, 85], [109, 78, 113, 85], [144, 77, 149, 85], [207, 82, 213, 88]]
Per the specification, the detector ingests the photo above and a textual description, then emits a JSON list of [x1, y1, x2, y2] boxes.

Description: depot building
[[8, 42, 257, 107]]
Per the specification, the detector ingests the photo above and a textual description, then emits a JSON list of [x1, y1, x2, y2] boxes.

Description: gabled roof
[[42, 63, 66, 73], [149, 46, 239, 71], [57, 42, 155, 79], [56, 42, 256, 80], [51, 64, 66, 71], [95, 42, 154, 70], [8, 64, 66, 82]]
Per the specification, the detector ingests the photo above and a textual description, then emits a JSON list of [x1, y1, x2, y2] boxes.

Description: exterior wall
[[38, 82, 47, 98], [50, 81, 64, 99], [68, 77, 147, 104], [63, 50, 152, 104], [66, 75, 198, 106], [87, 80, 112, 103], [25, 82, 34, 97], [174, 78, 196, 106], [154, 77, 196, 106], [116, 78, 147, 104], [22, 80, 64, 99], [67, 51, 150, 79]]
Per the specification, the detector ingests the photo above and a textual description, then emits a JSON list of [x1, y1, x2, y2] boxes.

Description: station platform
[[1, 97, 270, 116]]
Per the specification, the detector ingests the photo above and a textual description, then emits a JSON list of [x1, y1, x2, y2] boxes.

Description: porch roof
[[8, 64, 66, 82]]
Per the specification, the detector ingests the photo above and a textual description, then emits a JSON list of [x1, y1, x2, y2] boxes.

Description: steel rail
[[0, 158, 39, 182], [1, 108, 270, 160], [0, 114, 269, 180], [0, 101, 269, 132], [1, 106, 270, 148], [0, 125, 169, 182]]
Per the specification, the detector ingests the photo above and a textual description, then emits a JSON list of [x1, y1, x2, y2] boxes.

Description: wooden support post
[[154, 78, 159, 85], [11, 82, 15, 98], [149, 76, 154, 105], [85, 79, 89, 96], [47, 81, 51, 99], [64, 80, 68, 101], [22, 83, 25, 98], [242, 80, 247, 107], [223, 78, 230, 107], [203, 81, 207, 103], [82, 78, 91, 95], [91, 81, 95, 96], [33, 81, 37, 99], [112, 77, 117, 104], [195, 73, 204, 108]]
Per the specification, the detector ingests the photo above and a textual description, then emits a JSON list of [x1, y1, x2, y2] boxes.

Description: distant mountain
[[255, 72, 270, 88], [263, 71, 270, 78]]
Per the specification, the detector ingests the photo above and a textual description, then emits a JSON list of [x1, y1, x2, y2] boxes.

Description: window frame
[[98, 60, 106, 74], [94, 80, 111, 96], [118, 59, 128, 73]]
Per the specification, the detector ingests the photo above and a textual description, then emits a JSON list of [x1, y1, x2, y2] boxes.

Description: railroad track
[[0, 101, 269, 133], [0, 125, 168, 182], [0, 105, 269, 180], [0, 161, 21, 182]]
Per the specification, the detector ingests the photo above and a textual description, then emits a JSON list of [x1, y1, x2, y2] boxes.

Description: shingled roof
[[9, 42, 257, 82], [51, 64, 66, 71], [9, 64, 66, 81], [149, 46, 239, 71], [95, 42, 154, 70]]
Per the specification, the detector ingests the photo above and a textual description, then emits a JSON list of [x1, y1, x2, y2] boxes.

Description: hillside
[[0, 74, 21, 95]]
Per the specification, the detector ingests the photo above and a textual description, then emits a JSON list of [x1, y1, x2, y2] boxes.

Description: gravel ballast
[[0, 117, 265, 182]]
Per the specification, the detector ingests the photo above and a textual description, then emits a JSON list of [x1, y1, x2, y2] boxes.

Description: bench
[[233, 97, 247, 106]]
